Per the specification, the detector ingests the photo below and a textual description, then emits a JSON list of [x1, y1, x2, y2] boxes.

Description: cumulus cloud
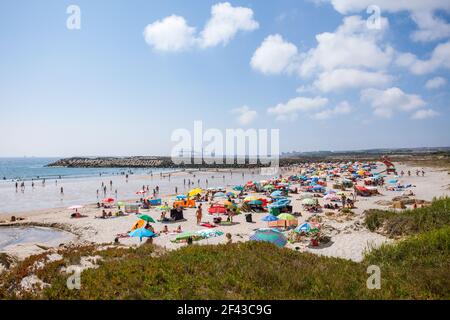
[[411, 11, 450, 42], [143, 15, 196, 52], [324, 0, 450, 43], [299, 15, 392, 77], [200, 2, 259, 48], [251, 15, 393, 93], [425, 76, 447, 89], [143, 2, 258, 52], [250, 34, 299, 75], [312, 101, 352, 119], [313, 68, 392, 92], [396, 41, 450, 74], [231, 106, 257, 125], [411, 109, 440, 120], [267, 96, 328, 121], [361, 87, 426, 118]]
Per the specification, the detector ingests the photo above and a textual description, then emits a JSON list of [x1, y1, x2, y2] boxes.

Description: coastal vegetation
[[1, 198, 449, 300]]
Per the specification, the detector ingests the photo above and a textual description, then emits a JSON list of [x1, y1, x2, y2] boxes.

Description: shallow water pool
[[0, 226, 75, 251]]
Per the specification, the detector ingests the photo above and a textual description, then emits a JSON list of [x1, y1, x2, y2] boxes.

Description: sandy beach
[[1, 162, 449, 264]]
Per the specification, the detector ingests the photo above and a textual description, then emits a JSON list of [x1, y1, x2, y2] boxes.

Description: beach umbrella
[[388, 179, 398, 184], [136, 190, 146, 195], [188, 188, 202, 197], [214, 192, 226, 198], [226, 191, 236, 197], [302, 198, 318, 206], [263, 184, 275, 190], [117, 201, 125, 207], [270, 191, 283, 198], [248, 199, 263, 205], [138, 215, 155, 223], [262, 215, 279, 222], [176, 194, 187, 200], [250, 229, 287, 248], [233, 185, 244, 191], [102, 198, 115, 203], [277, 213, 296, 221], [128, 228, 155, 242], [244, 196, 259, 202], [156, 205, 170, 211]]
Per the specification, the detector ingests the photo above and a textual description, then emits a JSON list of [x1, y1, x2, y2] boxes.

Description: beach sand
[[1, 163, 449, 263]]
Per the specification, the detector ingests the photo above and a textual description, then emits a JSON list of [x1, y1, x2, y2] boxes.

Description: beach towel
[[200, 222, 217, 228]]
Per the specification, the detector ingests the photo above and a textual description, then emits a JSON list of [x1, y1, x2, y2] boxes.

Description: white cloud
[[425, 77, 447, 89], [200, 2, 259, 48], [143, 2, 258, 52], [251, 15, 394, 94], [411, 109, 440, 120], [231, 106, 257, 125], [313, 68, 392, 92], [327, 0, 450, 15], [361, 87, 426, 118], [250, 34, 298, 75], [312, 101, 352, 119], [411, 11, 450, 42], [267, 96, 328, 121], [396, 41, 450, 74], [325, 1, 450, 43], [299, 15, 392, 77], [143, 15, 196, 52]]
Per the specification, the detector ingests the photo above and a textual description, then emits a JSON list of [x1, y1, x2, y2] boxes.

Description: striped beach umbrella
[[250, 229, 287, 247]]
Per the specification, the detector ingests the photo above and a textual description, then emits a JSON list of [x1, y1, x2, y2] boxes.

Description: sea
[[0, 158, 263, 215]]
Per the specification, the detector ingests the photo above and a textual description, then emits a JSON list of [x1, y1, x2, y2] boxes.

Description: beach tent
[[250, 229, 287, 247], [131, 219, 145, 231], [125, 203, 140, 214]]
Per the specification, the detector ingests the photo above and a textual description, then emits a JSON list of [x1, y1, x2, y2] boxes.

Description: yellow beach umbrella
[[188, 188, 203, 197]]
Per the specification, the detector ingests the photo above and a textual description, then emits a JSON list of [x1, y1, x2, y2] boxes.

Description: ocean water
[[0, 157, 164, 181], [0, 158, 265, 214]]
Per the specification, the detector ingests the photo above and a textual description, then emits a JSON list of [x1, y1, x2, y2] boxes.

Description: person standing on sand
[[196, 204, 203, 225], [60, 187, 64, 195]]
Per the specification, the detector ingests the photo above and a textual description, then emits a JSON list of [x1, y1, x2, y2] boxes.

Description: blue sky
[[0, 0, 449, 157]]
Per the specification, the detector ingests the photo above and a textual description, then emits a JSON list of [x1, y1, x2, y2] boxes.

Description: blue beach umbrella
[[128, 228, 156, 242], [176, 194, 187, 200], [262, 215, 279, 222]]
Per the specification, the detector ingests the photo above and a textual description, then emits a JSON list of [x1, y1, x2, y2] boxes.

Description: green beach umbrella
[[138, 215, 155, 223], [277, 213, 296, 221]]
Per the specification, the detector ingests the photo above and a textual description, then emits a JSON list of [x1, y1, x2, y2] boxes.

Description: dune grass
[[364, 197, 450, 237], [1, 198, 449, 300]]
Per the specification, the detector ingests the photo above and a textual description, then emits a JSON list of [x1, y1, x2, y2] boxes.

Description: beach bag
[[245, 214, 253, 223]]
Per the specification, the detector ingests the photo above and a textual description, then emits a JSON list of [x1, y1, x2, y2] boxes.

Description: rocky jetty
[[46, 157, 273, 169]]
